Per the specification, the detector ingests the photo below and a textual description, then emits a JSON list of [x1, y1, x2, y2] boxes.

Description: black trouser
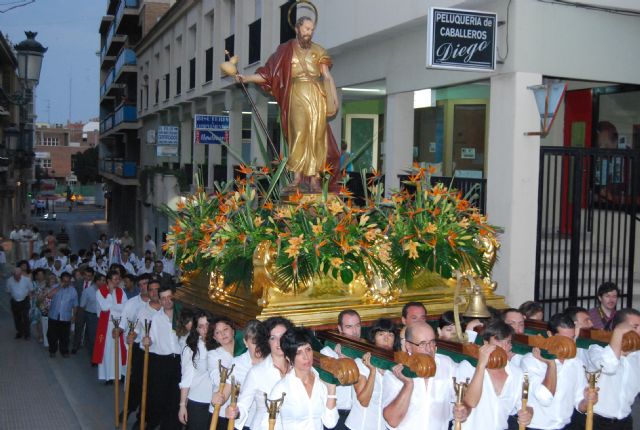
[[84, 311, 98, 357], [591, 413, 632, 430], [10, 297, 30, 338], [72, 307, 86, 350], [126, 345, 143, 417], [147, 352, 181, 430], [325, 409, 349, 430], [47, 318, 71, 354], [186, 400, 211, 430]]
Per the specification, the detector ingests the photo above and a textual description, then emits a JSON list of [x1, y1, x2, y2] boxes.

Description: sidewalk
[[0, 295, 117, 430]]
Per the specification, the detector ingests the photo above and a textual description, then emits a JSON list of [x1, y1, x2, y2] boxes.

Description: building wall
[[35, 124, 94, 180]]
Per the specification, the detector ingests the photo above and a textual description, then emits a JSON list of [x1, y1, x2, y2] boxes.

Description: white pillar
[[486, 72, 542, 307], [226, 93, 243, 180], [250, 89, 269, 165], [383, 91, 414, 195]]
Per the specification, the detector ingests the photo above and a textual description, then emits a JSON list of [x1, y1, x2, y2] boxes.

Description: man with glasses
[[399, 302, 427, 351], [382, 322, 469, 429]]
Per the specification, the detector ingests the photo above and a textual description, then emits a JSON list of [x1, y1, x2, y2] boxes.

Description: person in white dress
[[459, 320, 532, 430], [179, 310, 214, 429], [208, 316, 237, 429], [226, 316, 294, 430], [93, 269, 128, 383], [270, 327, 339, 430], [346, 318, 398, 430]]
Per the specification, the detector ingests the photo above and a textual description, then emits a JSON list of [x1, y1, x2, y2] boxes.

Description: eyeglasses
[[405, 339, 436, 349]]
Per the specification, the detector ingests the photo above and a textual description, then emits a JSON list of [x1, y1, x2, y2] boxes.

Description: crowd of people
[[2, 224, 638, 430]]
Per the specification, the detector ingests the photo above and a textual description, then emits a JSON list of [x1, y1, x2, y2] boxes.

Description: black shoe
[[15, 333, 22, 339], [49, 352, 55, 358], [71, 349, 77, 354], [91, 363, 97, 367], [105, 380, 113, 386]]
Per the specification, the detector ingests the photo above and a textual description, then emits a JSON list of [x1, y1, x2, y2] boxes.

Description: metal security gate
[[535, 147, 639, 316]]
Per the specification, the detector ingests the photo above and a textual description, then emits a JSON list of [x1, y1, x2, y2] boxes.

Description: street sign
[[427, 7, 497, 72], [194, 114, 230, 145], [157, 125, 179, 146]]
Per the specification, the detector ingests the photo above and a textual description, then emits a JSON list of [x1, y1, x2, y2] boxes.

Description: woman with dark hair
[[437, 311, 484, 343], [207, 316, 236, 429], [178, 310, 213, 429], [269, 327, 338, 429], [226, 316, 294, 429], [176, 307, 194, 351], [347, 318, 397, 430], [367, 318, 399, 351]]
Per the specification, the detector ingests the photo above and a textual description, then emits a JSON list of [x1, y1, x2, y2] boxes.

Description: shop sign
[[157, 126, 179, 146], [427, 7, 497, 72], [194, 114, 230, 145]]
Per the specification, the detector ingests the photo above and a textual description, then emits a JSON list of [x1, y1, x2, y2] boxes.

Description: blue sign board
[[194, 114, 230, 145], [157, 125, 179, 146]]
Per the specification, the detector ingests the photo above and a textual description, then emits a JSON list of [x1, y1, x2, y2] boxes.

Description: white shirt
[[230, 351, 256, 427], [235, 353, 286, 430], [144, 239, 157, 254], [118, 295, 147, 342], [520, 353, 587, 429], [149, 308, 181, 355], [457, 360, 524, 430], [345, 358, 385, 430], [588, 345, 640, 419], [208, 346, 234, 415], [122, 261, 137, 276], [162, 257, 176, 276], [136, 302, 161, 350], [6, 275, 33, 301], [270, 368, 339, 430], [137, 263, 154, 276], [180, 338, 213, 403], [320, 345, 352, 410], [382, 354, 458, 430]]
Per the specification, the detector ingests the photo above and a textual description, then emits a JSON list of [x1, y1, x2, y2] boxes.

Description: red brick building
[[34, 121, 98, 181]]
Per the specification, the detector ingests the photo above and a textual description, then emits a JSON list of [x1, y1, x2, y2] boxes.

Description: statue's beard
[[297, 34, 312, 49]]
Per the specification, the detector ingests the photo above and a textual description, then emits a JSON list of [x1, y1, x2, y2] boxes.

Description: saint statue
[[237, 16, 340, 193]]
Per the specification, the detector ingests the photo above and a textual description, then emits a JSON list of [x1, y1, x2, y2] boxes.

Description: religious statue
[[236, 15, 340, 193]]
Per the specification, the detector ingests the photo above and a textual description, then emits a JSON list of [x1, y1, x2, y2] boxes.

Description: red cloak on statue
[[256, 39, 341, 190], [92, 285, 127, 365]]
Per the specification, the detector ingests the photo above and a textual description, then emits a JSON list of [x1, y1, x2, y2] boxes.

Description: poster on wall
[[156, 125, 179, 157], [427, 7, 497, 72]]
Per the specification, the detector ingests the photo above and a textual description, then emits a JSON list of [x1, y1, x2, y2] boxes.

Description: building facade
[[101, 0, 640, 308]]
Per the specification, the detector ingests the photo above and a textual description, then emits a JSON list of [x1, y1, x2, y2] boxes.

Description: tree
[[71, 147, 100, 184]]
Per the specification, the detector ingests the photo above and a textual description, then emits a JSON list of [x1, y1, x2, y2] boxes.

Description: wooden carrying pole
[[140, 320, 152, 430], [112, 316, 122, 428], [121, 319, 137, 430], [210, 360, 234, 430], [519, 373, 529, 430], [226, 378, 241, 430]]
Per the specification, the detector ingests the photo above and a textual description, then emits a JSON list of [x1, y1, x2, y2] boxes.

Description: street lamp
[[15, 31, 47, 88]]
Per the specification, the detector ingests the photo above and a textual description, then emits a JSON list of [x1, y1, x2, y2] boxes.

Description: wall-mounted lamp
[[525, 81, 567, 138]]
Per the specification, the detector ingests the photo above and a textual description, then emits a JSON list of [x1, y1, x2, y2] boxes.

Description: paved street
[[31, 204, 109, 252]]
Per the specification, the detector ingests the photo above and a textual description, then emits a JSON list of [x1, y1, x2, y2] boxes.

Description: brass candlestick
[[452, 377, 469, 430], [140, 319, 152, 430], [265, 393, 286, 430], [121, 319, 137, 430], [209, 360, 235, 430], [519, 373, 529, 430], [226, 377, 241, 430], [584, 367, 602, 430], [111, 316, 122, 428]]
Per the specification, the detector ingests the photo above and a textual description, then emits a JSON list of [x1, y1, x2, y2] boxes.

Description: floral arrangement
[[163, 163, 500, 296]]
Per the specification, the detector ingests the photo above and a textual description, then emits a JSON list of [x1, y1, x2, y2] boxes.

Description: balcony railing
[[115, 48, 136, 76], [100, 158, 138, 178], [115, 0, 140, 30], [114, 104, 137, 125], [100, 67, 115, 97], [100, 115, 114, 133]]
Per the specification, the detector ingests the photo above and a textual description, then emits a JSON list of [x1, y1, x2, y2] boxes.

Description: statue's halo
[[288, 0, 318, 30]]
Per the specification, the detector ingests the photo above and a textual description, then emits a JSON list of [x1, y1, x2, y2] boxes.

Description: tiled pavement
[[0, 295, 126, 430]]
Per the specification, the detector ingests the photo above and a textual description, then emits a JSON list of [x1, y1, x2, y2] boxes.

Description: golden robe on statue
[[256, 40, 340, 181]]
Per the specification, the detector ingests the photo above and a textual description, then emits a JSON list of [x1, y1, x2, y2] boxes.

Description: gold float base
[[175, 270, 508, 327]]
